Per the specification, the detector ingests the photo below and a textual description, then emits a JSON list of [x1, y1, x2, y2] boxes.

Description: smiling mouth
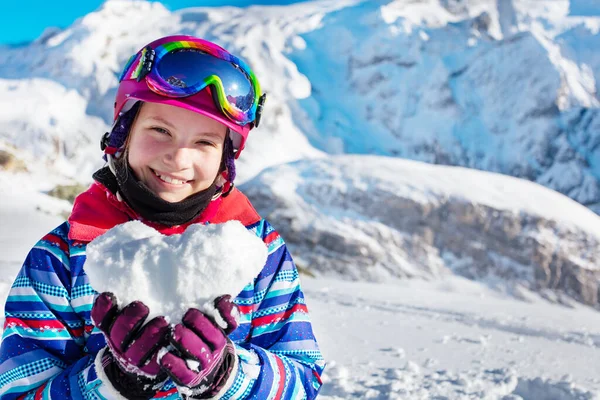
[[151, 169, 190, 186]]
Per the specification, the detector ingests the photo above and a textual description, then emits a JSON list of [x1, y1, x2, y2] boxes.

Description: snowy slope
[[1, 0, 599, 212], [0, 79, 106, 181], [0, 171, 71, 304], [2, 171, 600, 398], [241, 155, 600, 307]]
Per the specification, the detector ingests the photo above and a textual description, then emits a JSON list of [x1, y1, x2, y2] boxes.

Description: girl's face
[[127, 102, 228, 203]]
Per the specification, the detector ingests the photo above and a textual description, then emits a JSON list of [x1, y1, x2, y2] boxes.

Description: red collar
[[68, 182, 261, 243]]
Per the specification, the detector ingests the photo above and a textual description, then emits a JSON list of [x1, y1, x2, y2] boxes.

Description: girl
[[0, 35, 324, 399]]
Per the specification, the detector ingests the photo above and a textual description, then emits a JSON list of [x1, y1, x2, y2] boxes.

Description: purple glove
[[159, 295, 239, 398], [91, 292, 170, 398]]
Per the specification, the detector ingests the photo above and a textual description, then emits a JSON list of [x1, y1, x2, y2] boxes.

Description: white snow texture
[[85, 220, 267, 321]]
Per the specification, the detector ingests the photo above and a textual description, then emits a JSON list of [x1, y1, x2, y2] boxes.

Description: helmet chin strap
[[214, 171, 234, 198], [105, 153, 127, 203], [106, 153, 118, 176]]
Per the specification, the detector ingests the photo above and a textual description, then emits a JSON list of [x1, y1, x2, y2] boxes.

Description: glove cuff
[[97, 347, 166, 400], [191, 342, 239, 399]]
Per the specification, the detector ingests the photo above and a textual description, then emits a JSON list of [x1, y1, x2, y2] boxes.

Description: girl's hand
[[159, 295, 240, 398], [91, 292, 170, 378]]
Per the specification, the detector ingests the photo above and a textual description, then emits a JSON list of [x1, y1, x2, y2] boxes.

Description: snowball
[[85, 220, 268, 322]]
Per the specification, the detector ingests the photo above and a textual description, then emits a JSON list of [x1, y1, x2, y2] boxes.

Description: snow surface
[[85, 220, 267, 322], [309, 276, 600, 399]]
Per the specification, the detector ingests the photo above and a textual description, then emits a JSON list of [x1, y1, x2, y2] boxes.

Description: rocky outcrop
[[0, 149, 27, 172]]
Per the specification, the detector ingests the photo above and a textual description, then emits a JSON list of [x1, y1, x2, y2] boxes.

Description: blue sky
[[0, 0, 304, 45]]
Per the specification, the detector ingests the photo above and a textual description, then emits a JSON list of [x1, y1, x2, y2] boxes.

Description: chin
[[158, 193, 188, 203]]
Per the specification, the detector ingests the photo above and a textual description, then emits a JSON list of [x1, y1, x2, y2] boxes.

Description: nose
[[164, 145, 192, 169]]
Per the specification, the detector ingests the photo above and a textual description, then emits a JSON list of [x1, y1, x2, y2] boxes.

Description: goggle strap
[[254, 93, 267, 128], [136, 46, 155, 82]]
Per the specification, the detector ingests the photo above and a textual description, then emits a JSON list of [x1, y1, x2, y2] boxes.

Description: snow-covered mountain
[[1, 0, 599, 212], [241, 155, 600, 307]]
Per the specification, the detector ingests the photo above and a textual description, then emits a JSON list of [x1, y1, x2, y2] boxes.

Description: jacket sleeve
[[0, 223, 180, 400], [219, 220, 325, 400]]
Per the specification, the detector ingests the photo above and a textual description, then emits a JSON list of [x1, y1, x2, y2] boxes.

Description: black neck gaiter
[[93, 162, 218, 227]]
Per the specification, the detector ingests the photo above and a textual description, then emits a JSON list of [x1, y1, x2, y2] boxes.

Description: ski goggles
[[119, 39, 265, 126]]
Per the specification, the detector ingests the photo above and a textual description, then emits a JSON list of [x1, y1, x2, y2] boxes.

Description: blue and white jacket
[[0, 181, 324, 399]]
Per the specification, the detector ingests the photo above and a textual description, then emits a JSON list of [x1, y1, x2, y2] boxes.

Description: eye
[[152, 127, 170, 135], [196, 140, 216, 147]]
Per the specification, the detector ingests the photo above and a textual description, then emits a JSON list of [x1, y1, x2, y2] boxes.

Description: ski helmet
[[102, 35, 266, 161]]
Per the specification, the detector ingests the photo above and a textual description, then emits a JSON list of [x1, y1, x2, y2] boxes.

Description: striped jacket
[[0, 181, 324, 399]]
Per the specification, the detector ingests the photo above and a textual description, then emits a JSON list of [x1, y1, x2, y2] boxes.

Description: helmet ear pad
[[221, 133, 236, 183], [103, 101, 142, 156]]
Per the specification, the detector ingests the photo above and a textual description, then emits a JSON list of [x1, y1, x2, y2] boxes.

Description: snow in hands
[[85, 220, 268, 323]]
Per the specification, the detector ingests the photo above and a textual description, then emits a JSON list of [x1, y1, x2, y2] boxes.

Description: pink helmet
[[112, 35, 265, 158]]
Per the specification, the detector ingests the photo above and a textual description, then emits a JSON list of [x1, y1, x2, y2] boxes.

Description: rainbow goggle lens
[[119, 40, 265, 127]]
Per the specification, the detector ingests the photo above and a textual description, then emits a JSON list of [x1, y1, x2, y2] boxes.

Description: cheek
[[127, 136, 156, 173], [127, 146, 145, 171], [194, 151, 223, 180]]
